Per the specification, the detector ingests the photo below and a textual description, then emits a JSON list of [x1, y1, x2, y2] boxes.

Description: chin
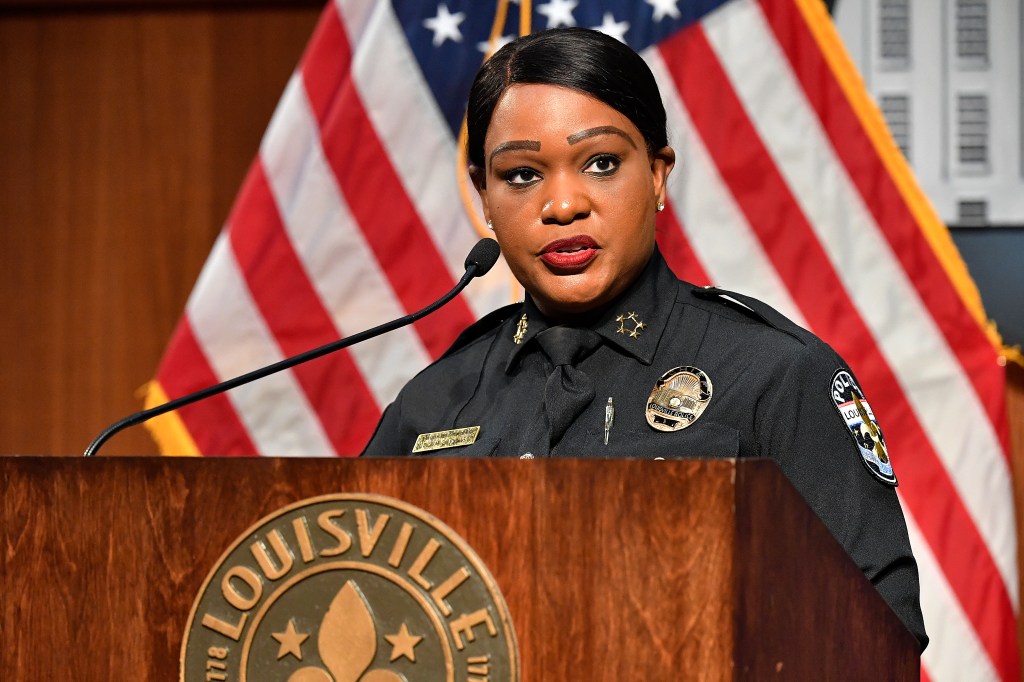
[[545, 299, 600, 317], [534, 280, 616, 318]]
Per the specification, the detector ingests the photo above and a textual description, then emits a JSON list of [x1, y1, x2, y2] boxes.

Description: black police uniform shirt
[[363, 247, 928, 650]]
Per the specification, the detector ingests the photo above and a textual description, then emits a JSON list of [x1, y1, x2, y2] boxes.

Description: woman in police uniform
[[363, 27, 927, 650]]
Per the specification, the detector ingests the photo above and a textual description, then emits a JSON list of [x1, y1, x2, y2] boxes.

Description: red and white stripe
[[151, 0, 1017, 678], [646, 1, 1017, 678], [157, 0, 519, 455]]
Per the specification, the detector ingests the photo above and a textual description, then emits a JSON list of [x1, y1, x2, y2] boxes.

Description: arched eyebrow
[[489, 140, 541, 166], [566, 126, 637, 149]]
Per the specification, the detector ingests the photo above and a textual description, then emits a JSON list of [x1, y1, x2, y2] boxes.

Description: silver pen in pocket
[[604, 397, 614, 445]]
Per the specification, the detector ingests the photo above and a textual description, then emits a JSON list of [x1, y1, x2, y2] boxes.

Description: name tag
[[411, 426, 481, 453]]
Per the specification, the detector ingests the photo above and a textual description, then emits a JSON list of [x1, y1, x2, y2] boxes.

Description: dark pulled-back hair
[[466, 28, 668, 169]]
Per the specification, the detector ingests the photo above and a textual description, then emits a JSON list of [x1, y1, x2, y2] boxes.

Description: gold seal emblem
[[645, 366, 713, 432], [180, 494, 518, 681]]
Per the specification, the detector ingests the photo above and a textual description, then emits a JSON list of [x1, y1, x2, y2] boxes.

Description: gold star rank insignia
[[271, 618, 309, 661], [513, 313, 528, 344], [615, 312, 645, 338], [386, 622, 423, 662]]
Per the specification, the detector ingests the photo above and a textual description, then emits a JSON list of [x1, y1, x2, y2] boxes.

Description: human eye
[[503, 167, 542, 187], [582, 154, 621, 176]]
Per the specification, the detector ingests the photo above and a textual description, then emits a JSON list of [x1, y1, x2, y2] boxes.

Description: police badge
[[645, 366, 713, 432], [830, 369, 898, 486]]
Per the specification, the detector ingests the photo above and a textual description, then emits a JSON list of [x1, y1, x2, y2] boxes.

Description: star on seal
[[271, 619, 308, 661], [386, 623, 423, 662]]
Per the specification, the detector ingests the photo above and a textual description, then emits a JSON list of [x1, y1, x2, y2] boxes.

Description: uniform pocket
[[606, 419, 740, 460]]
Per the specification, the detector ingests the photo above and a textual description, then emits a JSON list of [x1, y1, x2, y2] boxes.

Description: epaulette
[[691, 285, 808, 345], [440, 302, 523, 359]]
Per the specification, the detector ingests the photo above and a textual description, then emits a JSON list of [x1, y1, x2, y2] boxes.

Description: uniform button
[[520, 453, 534, 460]]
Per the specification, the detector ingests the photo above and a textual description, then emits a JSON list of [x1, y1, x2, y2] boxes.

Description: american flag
[[146, 0, 1017, 678]]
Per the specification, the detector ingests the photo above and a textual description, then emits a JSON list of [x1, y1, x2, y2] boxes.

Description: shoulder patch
[[441, 302, 522, 359], [691, 285, 807, 345], [830, 369, 898, 487]]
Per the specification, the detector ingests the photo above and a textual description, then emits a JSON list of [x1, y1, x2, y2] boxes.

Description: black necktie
[[536, 326, 602, 446]]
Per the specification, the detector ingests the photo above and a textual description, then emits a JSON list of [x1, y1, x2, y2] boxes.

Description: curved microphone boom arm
[[84, 238, 502, 457]]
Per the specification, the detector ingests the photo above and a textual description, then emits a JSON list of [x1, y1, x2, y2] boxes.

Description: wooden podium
[[1, 456, 918, 679]]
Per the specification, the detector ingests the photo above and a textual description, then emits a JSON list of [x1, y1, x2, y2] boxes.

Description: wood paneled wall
[[0, 1, 320, 454], [1008, 362, 1024, 664]]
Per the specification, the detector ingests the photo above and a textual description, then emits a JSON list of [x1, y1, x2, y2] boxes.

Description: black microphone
[[84, 238, 502, 457], [464, 236, 500, 275]]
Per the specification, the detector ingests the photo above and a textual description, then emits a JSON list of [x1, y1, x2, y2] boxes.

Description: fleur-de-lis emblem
[[853, 394, 889, 464], [288, 582, 406, 682]]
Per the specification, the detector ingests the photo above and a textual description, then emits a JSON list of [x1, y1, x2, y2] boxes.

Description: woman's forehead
[[485, 83, 642, 148]]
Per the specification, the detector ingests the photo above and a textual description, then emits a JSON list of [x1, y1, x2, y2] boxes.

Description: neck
[[529, 249, 659, 325]]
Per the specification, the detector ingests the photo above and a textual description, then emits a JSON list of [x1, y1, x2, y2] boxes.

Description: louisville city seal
[[181, 494, 518, 681]]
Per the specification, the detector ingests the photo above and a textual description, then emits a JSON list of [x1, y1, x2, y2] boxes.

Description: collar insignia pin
[[513, 313, 528, 344], [615, 311, 646, 338]]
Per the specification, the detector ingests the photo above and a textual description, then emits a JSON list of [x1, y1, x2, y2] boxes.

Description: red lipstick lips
[[539, 234, 600, 271]]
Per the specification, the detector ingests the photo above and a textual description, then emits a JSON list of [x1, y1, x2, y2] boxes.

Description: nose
[[540, 173, 591, 225]]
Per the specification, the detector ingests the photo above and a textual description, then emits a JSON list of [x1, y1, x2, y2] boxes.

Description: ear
[[469, 164, 490, 219], [650, 146, 676, 207]]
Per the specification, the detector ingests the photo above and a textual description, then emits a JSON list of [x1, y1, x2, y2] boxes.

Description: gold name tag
[[411, 426, 481, 453]]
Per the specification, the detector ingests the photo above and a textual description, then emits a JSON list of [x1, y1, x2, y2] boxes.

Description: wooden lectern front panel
[[1, 456, 917, 679]]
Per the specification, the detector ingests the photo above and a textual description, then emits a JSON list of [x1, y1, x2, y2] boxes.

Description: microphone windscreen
[[464, 238, 501, 276]]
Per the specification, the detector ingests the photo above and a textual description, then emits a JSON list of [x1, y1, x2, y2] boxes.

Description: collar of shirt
[[503, 248, 679, 372]]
